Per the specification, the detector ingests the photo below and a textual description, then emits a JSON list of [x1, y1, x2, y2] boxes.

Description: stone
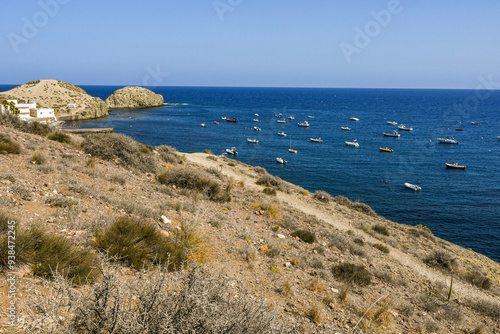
[[105, 86, 164, 109], [277, 234, 286, 239], [160, 215, 172, 224]]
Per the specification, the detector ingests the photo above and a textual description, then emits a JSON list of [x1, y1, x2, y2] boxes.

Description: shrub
[[423, 251, 457, 272], [256, 173, 289, 192], [25, 265, 293, 333], [94, 217, 179, 270], [48, 131, 71, 144], [463, 270, 492, 290], [30, 152, 46, 165], [305, 304, 322, 323], [204, 148, 214, 155], [334, 196, 377, 216], [331, 262, 371, 286], [157, 145, 182, 164], [0, 134, 21, 154], [10, 183, 33, 200], [252, 201, 282, 219], [313, 190, 331, 203], [238, 244, 257, 262], [372, 224, 390, 236], [0, 220, 98, 285], [291, 230, 316, 244], [0, 113, 50, 135], [45, 195, 78, 208], [262, 187, 277, 196], [110, 174, 126, 185], [82, 133, 158, 173], [157, 166, 231, 202], [373, 243, 390, 254]]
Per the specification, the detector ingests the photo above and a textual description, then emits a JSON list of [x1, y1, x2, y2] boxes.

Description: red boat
[[445, 163, 466, 169], [455, 128, 463, 131], [226, 118, 239, 123]]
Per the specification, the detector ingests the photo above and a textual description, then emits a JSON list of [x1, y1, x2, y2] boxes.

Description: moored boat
[[213, 121, 219, 124], [383, 131, 401, 137], [379, 147, 393, 152], [226, 118, 239, 122], [253, 119, 260, 122], [226, 147, 238, 155], [387, 121, 398, 125], [445, 163, 466, 169], [276, 157, 287, 164], [471, 122, 480, 125], [277, 120, 287, 123], [345, 140, 359, 147], [437, 136, 459, 144], [278, 132, 287, 137], [288, 149, 297, 153], [398, 124, 413, 131], [247, 138, 259, 143], [350, 117, 359, 121], [288, 116, 295, 120], [298, 121, 310, 127], [253, 126, 261, 131], [200, 123, 207, 127], [310, 137, 322, 142], [341, 126, 351, 131], [405, 183, 421, 191]]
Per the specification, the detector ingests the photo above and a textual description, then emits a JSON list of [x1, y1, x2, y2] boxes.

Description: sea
[[2, 85, 499, 262]]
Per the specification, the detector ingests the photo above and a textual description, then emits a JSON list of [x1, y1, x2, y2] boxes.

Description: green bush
[[81, 133, 158, 173], [94, 217, 179, 270], [157, 166, 230, 202], [331, 262, 371, 286], [291, 230, 316, 244], [48, 131, 71, 144], [0, 134, 21, 154], [0, 217, 98, 285]]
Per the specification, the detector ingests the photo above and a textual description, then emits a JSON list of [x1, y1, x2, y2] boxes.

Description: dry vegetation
[[0, 115, 499, 333]]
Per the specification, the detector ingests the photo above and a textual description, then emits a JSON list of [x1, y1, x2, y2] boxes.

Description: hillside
[[0, 80, 108, 120], [0, 117, 499, 333]]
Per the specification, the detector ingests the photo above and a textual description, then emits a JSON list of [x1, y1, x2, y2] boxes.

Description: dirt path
[[185, 152, 498, 303]]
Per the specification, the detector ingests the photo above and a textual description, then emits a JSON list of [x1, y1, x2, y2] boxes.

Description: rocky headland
[[0, 80, 108, 120], [105, 86, 164, 109]]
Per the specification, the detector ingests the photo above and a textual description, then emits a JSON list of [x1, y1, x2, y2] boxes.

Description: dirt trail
[[186, 152, 498, 303]]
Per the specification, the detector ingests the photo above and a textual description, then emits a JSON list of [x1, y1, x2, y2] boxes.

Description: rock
[[105, 86, 164, 109], [160, 215, 171, 224], [0, 79, 108, 120], [277, 234, 286, 239], [259, 245, 269, 252]]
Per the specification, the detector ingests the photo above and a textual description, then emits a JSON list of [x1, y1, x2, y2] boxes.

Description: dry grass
[[252, 200, 282, 219], [0, 133, 21, 154], [47, 131, 71, 144], [30, 152, 46, 165], [331, 263, 371, 286], [312, 190, 332, 203]]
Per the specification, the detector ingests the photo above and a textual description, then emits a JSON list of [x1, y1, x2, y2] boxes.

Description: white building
[[30, 108, 55, 119]]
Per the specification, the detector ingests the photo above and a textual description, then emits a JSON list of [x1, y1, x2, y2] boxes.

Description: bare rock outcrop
[[0, 79, 109, 120], [105, 86, 164, 109]]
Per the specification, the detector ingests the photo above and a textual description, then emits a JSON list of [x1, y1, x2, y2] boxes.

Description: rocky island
[[0, 80, 108, 120], [105, 86, 164, 109]]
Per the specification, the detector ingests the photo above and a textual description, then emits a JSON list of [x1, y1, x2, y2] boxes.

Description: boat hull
[[445, 163, 466, 169]]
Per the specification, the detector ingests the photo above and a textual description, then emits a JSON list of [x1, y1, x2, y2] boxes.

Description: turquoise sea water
[[2, 85, 498, 262]]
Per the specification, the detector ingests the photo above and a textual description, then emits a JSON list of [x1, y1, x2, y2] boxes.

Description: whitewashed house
[[30, 108, 55, 119]]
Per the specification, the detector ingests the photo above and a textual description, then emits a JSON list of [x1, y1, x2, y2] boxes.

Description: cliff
[[0, 80, 108, 120], [105, 86, 164, 108]]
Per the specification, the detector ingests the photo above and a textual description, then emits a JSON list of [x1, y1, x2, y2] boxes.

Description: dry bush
[[45, 195, 79, 208], [468, 298, 500, 320], [291, 230, 316, 244], [157, 144, 183, 164], [157, 166, 231, 202], [82, 133, 158, 173], [30, 152, 46, 165], [462, 269, 492, 290], [331, 263, 371, 286], [333, 195, 377, 216], [48, 131, 71, 144], [356, 296, 392, 333], [26, 264, 295, 333], [262, 187, 277, 196], [339, 283, 350, 303], [325, 230, 365, 256], [0, 113, 52, 135], [423, 250, 458, 272], [238, 243, 257, 262], [117, 199, 160, 220], [10, 182, 33, 200], [0, 133, 21, 154], [373, 243, 390, 254], [256, 172, 289, 192], [252, 200, 282, 219], [109, 174, 126, 185], [372, 224, 390, 236], [312, 190, 331, 203], [304, 303, 323, 324]]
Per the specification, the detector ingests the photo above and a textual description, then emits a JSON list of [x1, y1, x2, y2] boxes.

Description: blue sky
[[1, 0, 499, 88]]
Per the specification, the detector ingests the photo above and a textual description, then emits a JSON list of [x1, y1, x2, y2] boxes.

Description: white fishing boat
[[255, 113, 259, 116], [345, 140, 359, 147], [288, 116, 295, 120], [341, 126, 351, 131], [405, 183, 421, 191], [387, 121, 398, 125], [253, 127, 261, 131], [221, 117, 227, 120], [437, 136, 459, 144], [277, 120, 287, 123], [278, 132, 287, 137], [310, 137, 323, 143], [226, 147, 238, 155], [298, 121, 310, 127], [253, 119, 261, 122], [276, 157, 287, 164], [247, 138, 259, 143], [471, 122, 480, 125], [383, 131, 401, 137], [200, 123, 207, 127], [308, 115, 315, 119], [350, 117, 359, 121], [288, 138, 297, 153], [398, 124, 413, 131]]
